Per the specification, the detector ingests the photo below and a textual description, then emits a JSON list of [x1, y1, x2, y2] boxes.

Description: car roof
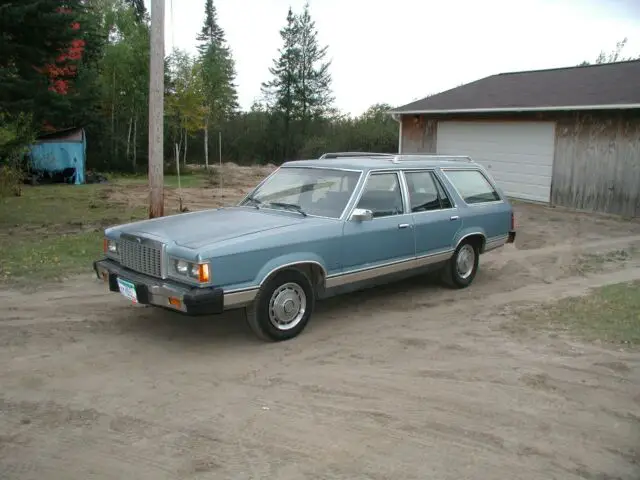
[[282, 154, 480, 172]]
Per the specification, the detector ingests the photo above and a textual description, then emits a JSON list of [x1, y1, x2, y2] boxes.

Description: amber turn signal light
[[198, 263, 210, 283]]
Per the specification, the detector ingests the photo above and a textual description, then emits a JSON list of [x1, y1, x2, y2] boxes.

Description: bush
[[0, 163, 23, 197]]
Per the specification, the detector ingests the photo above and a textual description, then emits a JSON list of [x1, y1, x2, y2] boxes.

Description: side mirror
[[350, 208, 373, 222]]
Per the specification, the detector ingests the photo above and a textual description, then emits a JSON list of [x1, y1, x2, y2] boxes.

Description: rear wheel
[[442, 240, 479, 289], [245, 269, 315, 342]]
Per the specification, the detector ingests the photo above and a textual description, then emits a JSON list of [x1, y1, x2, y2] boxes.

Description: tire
[[441, 240, 480, 289], [245, 269, 315, 342]]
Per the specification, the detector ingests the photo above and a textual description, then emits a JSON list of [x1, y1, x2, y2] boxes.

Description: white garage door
[[436, 121, 555, 203]]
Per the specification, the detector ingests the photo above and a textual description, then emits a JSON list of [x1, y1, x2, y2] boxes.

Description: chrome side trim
[[325, 249, 453, 289], [483, 235, 509, 253], [224, 288, 259, 308], [414, 250, 454, 268]]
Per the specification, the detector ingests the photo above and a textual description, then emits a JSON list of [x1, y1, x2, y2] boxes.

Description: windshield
[[240, 167, 362, 219]]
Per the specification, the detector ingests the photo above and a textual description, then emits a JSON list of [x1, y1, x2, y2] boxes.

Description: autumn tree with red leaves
[[0, 0, 102, 133]]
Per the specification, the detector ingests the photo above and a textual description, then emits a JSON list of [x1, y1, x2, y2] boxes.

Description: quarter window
[[356, 173, 404, 217], [405, 171, 453, 212], [444, 170, 501, 204]]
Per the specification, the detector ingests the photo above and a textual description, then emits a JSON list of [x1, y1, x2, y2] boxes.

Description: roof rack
[[317, 151, 475, 164], [318, 152, 395, 159], [390, 153, 473, 163]]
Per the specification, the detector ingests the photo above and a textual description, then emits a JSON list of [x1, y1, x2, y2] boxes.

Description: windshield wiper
[[268, 202, 308, 216], [244, 195, 262, 209]]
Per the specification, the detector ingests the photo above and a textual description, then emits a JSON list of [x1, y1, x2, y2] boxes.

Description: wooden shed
[[389, 60, 640, 217]]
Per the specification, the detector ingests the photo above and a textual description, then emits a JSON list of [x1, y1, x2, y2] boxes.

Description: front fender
[[254, 252, 329, 286]]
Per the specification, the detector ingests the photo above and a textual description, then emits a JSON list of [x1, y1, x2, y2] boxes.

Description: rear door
[[402, 169, 462, 262], [439, 168, 512, 241]]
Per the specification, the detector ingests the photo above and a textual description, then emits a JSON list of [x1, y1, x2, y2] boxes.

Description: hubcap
[[456, 244, 476, 279], [268, 282, 307, 330]]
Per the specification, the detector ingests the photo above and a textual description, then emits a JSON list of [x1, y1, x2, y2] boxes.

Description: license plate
[[117, 278, 138, 304]]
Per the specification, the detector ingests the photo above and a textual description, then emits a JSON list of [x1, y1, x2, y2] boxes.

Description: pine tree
[[294, 2, 333, 123], [196, 0, 225, 54], [261, 8, 300, 117], [195, 0, 238, 167], [260, 7, 301, 158], [196, 0, 238, 116]]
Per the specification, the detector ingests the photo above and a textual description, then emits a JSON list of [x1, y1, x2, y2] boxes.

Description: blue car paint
[[104, 157, 514, 295], [340, 210, 415, 272]]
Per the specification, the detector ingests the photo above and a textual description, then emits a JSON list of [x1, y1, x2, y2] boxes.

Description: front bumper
[[93, 258, 253, 315]]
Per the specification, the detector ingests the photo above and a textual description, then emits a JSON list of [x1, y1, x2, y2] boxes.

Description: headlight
[[104, 238, 118, 255], [172, 259, 210, 283]]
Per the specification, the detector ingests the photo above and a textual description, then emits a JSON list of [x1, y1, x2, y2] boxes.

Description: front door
[[340, 171, 415, 278], [403, 170, 462, 262]]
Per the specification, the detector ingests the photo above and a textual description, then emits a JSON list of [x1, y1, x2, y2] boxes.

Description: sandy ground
[[109, 163, 278, 213], [1, 202, 640, 480]]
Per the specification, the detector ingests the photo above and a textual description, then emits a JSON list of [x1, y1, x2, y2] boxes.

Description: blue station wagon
[[94, 152, 516, 341]]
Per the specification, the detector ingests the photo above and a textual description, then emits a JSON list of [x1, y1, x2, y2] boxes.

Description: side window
[[445, 170, 501, 204], [433, 174, 453, 209], [356, 173, 404, 217], [405, 171, 454, 212]]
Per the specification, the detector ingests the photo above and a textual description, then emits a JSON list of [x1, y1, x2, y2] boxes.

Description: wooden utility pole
[[148, 0, 165, 218]]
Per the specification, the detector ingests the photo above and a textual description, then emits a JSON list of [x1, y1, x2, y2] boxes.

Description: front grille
[[119, 237, 163, 278]]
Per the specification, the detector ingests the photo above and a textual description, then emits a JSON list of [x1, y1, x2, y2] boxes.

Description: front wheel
[[441, 240, 479, 289], [245, 269, 315, 342]]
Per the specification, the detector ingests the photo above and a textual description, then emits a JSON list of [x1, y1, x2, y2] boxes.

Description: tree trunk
[[132, 116, 137, 170], [126, 115, 133, 164], [183, 128, 188, 165], [111, 69, 116, 160], [204, 119, 209, 170]]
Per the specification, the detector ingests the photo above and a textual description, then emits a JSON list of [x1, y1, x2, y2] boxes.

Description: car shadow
[[102, 271, 449, 348]]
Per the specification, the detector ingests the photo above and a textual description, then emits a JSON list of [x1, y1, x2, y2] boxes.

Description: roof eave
[[388, 104, 640, 115]]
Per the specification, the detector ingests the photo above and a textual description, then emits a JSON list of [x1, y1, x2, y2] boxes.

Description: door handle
[[398, 223, 411, 229], [450, 215, 460, 221]]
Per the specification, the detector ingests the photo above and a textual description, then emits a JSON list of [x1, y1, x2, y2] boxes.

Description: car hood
[[113, 207, 307, 249]]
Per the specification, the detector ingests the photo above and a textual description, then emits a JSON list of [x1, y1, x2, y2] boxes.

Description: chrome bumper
[[93, 258, 256, 315]]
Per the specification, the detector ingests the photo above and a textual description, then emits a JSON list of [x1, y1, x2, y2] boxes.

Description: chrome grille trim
[[118, 234, 164, 278]]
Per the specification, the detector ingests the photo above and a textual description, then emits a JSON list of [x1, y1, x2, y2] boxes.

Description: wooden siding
[[400, 115, 437, 153], [398, 111, 640, 217], [552, 111, 640, 217]]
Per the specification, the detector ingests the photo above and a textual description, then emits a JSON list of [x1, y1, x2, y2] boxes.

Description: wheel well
[[460, 234, 486, 253], [262, 263, 326, 290]]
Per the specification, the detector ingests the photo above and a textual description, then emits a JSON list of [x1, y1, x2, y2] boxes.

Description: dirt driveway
[[1, 203, 639, 480]]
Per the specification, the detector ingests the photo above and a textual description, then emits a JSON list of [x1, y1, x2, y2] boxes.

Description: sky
[[143, 0, 640, 117]]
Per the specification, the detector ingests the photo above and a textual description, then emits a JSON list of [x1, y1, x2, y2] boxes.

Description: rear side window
[[444, 170, 501, 204], [404, 171, 453, 212]]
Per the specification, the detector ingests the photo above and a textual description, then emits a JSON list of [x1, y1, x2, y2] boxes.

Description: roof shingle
[[390, 60, 640, 114]]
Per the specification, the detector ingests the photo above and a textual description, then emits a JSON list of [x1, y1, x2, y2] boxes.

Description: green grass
[[514, 281, 640, 348], [0, 184, 145, 229], [0, 182, 146, 286], [0, 231, 103, 285], [0, 170, 210, 286]]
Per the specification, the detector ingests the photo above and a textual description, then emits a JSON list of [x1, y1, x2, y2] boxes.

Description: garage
[[390, 60, 640, 217], [435, 120, 555, 203]]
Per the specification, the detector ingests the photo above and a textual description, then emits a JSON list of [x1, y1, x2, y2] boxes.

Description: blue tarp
[[28, 128, 86, 184]]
